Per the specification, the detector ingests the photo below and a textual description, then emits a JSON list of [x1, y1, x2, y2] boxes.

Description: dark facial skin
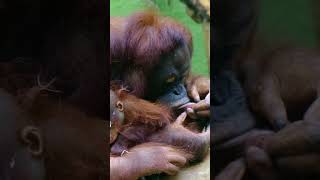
[[110, 12, 194, 110], [147, 45, 191, 108], [120, 44, 192, 110]]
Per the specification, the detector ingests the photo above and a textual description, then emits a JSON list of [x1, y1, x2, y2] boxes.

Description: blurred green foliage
[[259, 0, 317, 47], [110, 0, 209, 76]]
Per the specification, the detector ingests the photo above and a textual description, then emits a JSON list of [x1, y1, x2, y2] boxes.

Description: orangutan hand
[[111, 143, 188, 180]]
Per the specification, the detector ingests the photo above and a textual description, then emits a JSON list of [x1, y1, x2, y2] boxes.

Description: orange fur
[[110, 11, 193, 97], [115, 89, 173, 128]]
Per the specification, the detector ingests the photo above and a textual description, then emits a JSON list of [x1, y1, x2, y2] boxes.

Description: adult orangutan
[[110, 11, 210, 119], [110, 11, 210, 180], [213, 0, 320, 179]]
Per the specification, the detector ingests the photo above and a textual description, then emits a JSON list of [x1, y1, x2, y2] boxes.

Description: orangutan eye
[[166, 75, 176, 84]]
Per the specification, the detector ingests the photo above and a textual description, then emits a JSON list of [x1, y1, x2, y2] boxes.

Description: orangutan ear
[[20, 126, 43, 156]]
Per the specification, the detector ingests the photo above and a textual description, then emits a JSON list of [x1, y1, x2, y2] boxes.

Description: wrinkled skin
[[186, 76, 210, 119], [217, 121, 320, 179], [214, 122, 320, 179], [111, 143, 188, 180], [241, 47, 320, 130], [212, 71, 256, 145], [245, 121, 320, 179], [212, 71, 256, 174], [111, 107, 209, 163]]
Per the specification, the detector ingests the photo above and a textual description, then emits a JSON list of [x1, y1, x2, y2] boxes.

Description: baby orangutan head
[[109, 89, 172, 144], [110, 90, 125, 144]]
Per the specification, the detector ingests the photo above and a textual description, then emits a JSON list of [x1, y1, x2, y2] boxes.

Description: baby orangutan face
[[110, 90, 125, 144]]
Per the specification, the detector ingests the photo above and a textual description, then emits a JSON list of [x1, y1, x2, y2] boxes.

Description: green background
[[110, 0, 209, 76], [258, 0, 317, 47]]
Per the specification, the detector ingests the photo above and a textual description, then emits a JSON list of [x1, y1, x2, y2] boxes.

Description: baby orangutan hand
[[111, 143, 188, 180]]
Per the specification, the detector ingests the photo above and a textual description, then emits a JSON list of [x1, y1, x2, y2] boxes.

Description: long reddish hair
[[110, 10, 193, 97], [124, 10, 193, 70]]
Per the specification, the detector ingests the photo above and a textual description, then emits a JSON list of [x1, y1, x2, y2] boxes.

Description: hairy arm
[[110, 143, 187, 180]]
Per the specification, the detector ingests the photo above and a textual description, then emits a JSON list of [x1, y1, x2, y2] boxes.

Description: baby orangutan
[[110, 89, 209, 163]]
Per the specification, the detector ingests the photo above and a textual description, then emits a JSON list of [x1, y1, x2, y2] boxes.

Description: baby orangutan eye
[[116, 101, 124, 112]]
